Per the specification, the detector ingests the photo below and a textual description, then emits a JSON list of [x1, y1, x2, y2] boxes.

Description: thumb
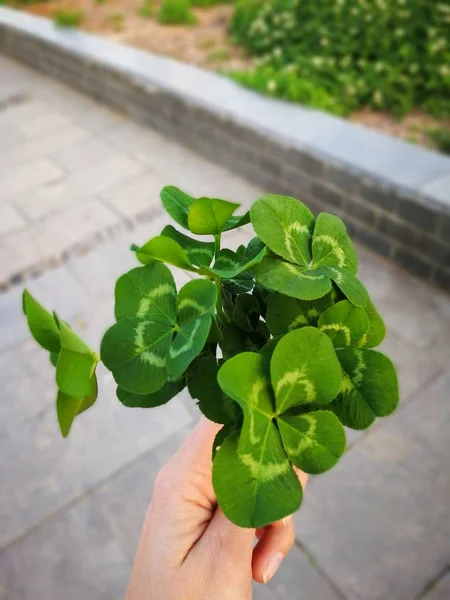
[[205, 507, 255, 560]]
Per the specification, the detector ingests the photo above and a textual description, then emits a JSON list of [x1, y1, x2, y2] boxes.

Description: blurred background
[[0, 1, 450, 598]]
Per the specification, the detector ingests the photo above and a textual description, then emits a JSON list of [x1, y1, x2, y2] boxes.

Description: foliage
[[427, 127, 450, 155], [138, 0, 153, 18], [158, 0, 197, 25], [23, 187, 399, 528], [110, 12, 125, 32], [52, 9, 85, 28], [229, 0, 450, 118]]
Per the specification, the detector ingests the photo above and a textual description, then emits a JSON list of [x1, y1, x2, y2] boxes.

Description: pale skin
[[126, 417, 308, 600]]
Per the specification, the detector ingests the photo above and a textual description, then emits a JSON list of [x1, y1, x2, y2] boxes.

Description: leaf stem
[[215, 276, 226, 325], [214, 234, 221, 258]]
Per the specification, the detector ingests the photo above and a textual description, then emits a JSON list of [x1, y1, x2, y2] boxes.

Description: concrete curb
[[1, 7, 449, 290]]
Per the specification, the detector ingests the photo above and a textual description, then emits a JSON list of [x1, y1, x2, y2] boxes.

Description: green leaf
[[114, 263, 177, 322], [167, 279, 217, 379], [252, 283, 272, 318], [22, 290, 61, 353], [222, 212, 251, 232], [278, 410, 346, 474], [266, 292, 333, 335], [160, 186, 194, 229], [57, 373, 98, 437], [215, 353, 302, 527], [233, 294, 261, 333], [50, 352, 59, 367], [213, 430, 302, 528], [133, 235, 197, 272], [200, 246, 266, 279], [318, 300, 369, 348], [332, 348, 399, 430], [188, 353, 240, 424], [100, 316, 173, 394], [271, 327, 341, 413], [161, 225, 215, 267], [116, 378, 185, 408], [255, 256, 331, 300], [312, 213, 358, 274], [323, 267, 368, 307], [56, 322, 97, 398], [188, 197, 239, 235], [220, 321, 268, 359], [250, 195, 315, 266], [212, 423, 239, 460], [361, 298, 386, 348], [222, 272, 254, 295]]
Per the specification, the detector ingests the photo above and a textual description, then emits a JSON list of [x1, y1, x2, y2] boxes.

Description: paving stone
[[13, 155, 144, 221], [99, 170, 167, 219], [0, 495, 131, 600], [294, 371, 450, 600], [0, 203, 27, 236], [0, 123, 24, 152], [423, 572, 450, 600], [0, 364, 193, 547], [0, 229, 41, 284], [50, 136, 120, 174], [17, 111, 72, 138], [0, 157, 63, 203], [0, 99, 46, 128], [0, 265, 89, 352]]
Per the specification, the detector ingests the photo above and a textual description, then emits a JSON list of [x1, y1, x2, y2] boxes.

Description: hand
[[125, 417, 308, 600]]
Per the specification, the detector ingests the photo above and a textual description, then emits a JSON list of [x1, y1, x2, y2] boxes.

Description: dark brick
[[378, 215, 423, 249], [397, 198, 440, 233], [259, 154, 282, 177], [311, 181, 345, 208], [359, 179, 398, 212], [325, 164, 357, 194], [289, 149, 325, 177], [393, 246, 434, 280], [352, 222, 392, 258], [347, 198, 379, 226], [421, 237, 450, 269], [434, 268, 450, 292], [283, 166, 314, 196], [439, 214, 450, 243]]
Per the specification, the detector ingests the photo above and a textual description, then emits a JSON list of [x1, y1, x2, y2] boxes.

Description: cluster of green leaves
[[23, 187, 399, 528], [22, 291, 99, 437], [229, 0, 450, 118], [52, 9, 85, 28], [158, 0, 197, 25]]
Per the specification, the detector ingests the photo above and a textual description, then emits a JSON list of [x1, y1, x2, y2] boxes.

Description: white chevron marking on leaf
[[320, 323, 351, 345], [248, 377, 269, 445], [276, 370, 316, 402], [288, 314, 309, 330], [240, 452, 290, 482], [284, 222, 310, 262], [286, 414, 317, 455], [134, 320, 149, 351], [352, 349, 366, 385], [314, 235, 346, 267], [137, 284, 175, 318], [169, 320, 201, 358], [141, 351, 166, 367], [178, 298, 206, 313]]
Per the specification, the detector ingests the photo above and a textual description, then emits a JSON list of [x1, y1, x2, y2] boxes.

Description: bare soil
[[10, 0, 449, 151]]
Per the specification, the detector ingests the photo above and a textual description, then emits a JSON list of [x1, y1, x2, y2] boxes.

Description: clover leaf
[[251, 195, 368, 306], [116, 378, 185, 408], [101, 264, 216, 394], [23, 290, 61, 353]]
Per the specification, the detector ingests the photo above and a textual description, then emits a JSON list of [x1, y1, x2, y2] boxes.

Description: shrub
[[52, 9, 85, 28], [110, 12, 125, 32], [230, 0, 450, 117], [428, 127, 450, 155], [138, 0, 153, 18], [158, 0, 197, 25], [23, 187, 399, 528]]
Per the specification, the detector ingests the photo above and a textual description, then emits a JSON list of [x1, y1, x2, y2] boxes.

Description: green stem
[[215, 277, 226, 325], [214, 234, 221, 258]]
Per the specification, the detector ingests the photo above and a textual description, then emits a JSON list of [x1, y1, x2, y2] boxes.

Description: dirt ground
[[9, 0, 449, 151]]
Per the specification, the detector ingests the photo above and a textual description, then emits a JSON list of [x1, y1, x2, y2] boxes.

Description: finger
[[251, 516, 296, 584], [294, 466, 309, 490], [202, 507, 255, 563]]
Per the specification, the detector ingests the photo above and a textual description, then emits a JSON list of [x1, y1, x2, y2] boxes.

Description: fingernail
[[263, 552, 284, 583]]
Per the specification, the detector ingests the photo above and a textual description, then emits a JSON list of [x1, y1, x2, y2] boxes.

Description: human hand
[[125, 417, 308, 600]]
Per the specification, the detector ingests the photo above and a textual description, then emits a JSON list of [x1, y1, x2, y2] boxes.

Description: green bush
[[53, 9, 85, 28], [138, 0, 153, 18], [158, 0, 197, 24], [230, 0, 450, 117], [428, 127, 450, 155]]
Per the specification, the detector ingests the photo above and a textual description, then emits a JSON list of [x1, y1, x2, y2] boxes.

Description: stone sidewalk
[[1, 55, 450, 600]]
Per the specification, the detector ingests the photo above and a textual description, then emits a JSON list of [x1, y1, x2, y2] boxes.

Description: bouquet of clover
[[23, 188, 399, 528]]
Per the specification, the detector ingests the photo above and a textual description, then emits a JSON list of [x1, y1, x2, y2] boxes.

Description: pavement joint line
[[415, 564, 450, 599]]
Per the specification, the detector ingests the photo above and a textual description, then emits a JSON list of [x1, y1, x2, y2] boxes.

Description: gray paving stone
[[0, 363, 193, 547], [50, 136, 120, 173], [0, 203, 27, 236], [423, 572, 450, 600], [0, 157, 63, 202], [0, 123, 24, 152], [0, 494, 131, 600], [0, 98, 46, 128], [13, 155, 144, 221], [17, 110, 72, 139], [0, 265, 89, 352], [294, 371, 450, 600]]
